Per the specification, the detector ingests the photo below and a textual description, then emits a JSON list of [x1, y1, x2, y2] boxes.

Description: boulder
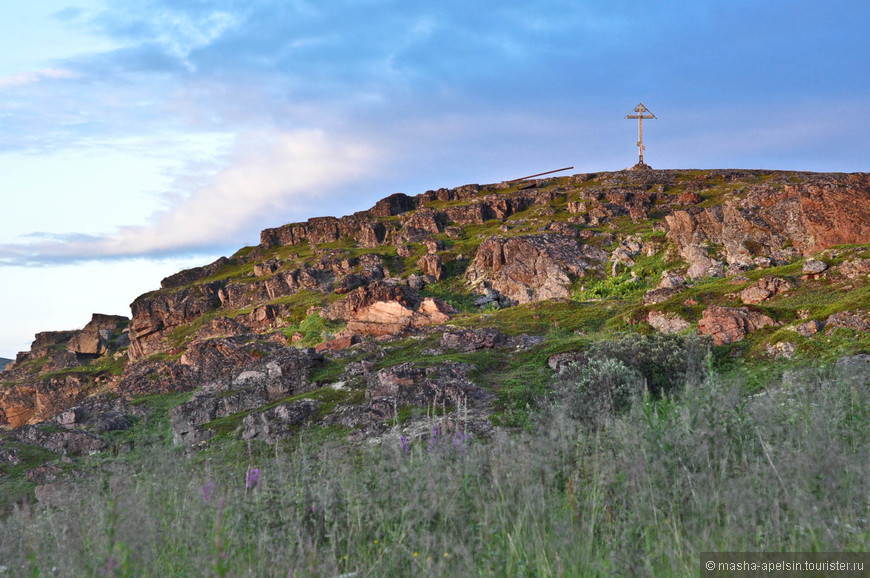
[[368, 192, 417, 217], [67, 314, 129, 356], [643, 287, 680, 305], [465, 234, 590, 304], [14, 425, 107, 455], [417, 254, 445, 281], [838, 258, 870, 279], [825, 310, 870, 333], [325, 281, 453, 337], [647, 311, 692, 334], [0, 375, 92, 428], [802, 259, 828, 275], [792, 319, 823, 337], [697, 305, 777, 345], [241, 399, 321, 442], [440, 328, 508, 352], [739, 276, 792, 305], [54, 395, 146, 432], [658, 271, 686, 289], [366, 362, 493, 408]]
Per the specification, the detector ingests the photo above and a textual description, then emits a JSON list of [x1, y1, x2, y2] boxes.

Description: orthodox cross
[[625, 103, 656, 166]]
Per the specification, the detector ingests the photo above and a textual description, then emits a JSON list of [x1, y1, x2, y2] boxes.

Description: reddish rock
[[740, 277, 792, 305], [417, 254, 445, 281], [315, 333, 363, 352], [665, 174, 870, 272], [67, 314, 129, 356], [128, 282, 223, 360], [402, 210, 443, 235], [465, 234, 590, 304], [566, 201, 586, 214], [839, 258, 870, 279], [697, 305, 777, 345], [325, 281, 453, 337], [740, 285, 773, 305], [792, 319, 823, 337], [678, 190, 703, 205], [0, 375, 92, 429], [346, 297, 453, 337]]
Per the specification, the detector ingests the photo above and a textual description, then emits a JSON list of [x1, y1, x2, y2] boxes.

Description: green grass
[[0, 440, 59, 514], [4, 360, 870, 576]]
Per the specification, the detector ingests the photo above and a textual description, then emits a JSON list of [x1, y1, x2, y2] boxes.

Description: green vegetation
[[3, 361, 869, 575], [3, 169, 870, 574]]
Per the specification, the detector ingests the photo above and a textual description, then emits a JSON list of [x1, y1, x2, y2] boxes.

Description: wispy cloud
[[0, 68, 77, 89], [0, 129, 380, 265]]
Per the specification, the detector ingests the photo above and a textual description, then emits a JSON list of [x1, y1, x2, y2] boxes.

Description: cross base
[[630, 162, 653, 171]]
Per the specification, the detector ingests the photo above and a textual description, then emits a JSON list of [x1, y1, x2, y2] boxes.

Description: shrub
[[561, 357, 644, 429], [585, 332, 710, 396]]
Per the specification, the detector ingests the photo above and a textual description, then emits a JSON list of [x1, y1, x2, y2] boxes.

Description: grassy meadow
[[2, 343, 869, 577]]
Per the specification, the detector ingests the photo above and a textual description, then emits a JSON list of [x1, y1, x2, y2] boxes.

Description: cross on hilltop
[[625, 103, 656, 169]]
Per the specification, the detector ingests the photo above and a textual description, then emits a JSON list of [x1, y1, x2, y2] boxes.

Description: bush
[[560, 358, 644, 429], [585, 332, 710, 396]]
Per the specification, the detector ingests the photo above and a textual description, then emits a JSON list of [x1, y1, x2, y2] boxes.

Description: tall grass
[[1, 359, 869, 576]]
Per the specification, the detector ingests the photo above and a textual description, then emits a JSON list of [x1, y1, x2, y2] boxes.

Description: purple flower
[[201, 481, 215, 503], [246, 467, 260, 490], [399, 434, 410, 455]]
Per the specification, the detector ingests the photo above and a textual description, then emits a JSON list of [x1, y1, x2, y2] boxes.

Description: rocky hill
[[1, 167, 869, 505]]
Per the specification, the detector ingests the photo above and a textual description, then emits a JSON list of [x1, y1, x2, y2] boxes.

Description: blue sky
[[1, 0, 868, 357]]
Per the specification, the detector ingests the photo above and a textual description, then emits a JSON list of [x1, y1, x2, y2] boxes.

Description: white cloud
[[0, 129, 380, 264], [0, 68, 77, 89]]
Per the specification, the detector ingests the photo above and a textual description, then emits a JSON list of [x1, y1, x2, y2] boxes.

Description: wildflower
[[201, 481, 215, 503], [413, 552, 418, 557], [245, 467, 260, 490], [399, 434, 410, 454]]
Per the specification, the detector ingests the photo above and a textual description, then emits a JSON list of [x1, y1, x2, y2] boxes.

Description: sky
[[1, 0, 868, 358]]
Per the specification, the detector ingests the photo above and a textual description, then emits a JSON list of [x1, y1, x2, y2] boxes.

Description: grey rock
[[14, 425, 108, 456], [803, 259, 828, 274]]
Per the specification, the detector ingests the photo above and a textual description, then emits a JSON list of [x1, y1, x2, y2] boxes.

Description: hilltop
[[1, 167, 869, 502]]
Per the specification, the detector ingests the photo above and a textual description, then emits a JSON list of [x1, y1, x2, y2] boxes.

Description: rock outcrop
[[665, 174, 870, 277], [67, 314, 129, 356], [2, 168, 869, 455], [324, 280, 454, 337], [465, 234, 590, 305], [697, 305, 778, 345]]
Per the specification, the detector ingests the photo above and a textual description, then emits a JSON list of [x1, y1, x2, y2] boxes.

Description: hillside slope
[[1, 168, 869, 501]]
